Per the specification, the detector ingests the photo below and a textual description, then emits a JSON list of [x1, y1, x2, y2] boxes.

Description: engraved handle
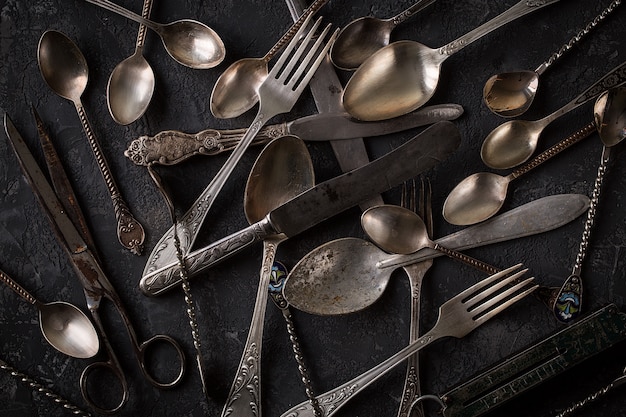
[[124, 124, 284, 166], [85, 0, 160, 32], [140, 217, 276, 296], [264, 0, 328, 61], [509, 122, 596, 180], [0, 269, 36, 305], [432, 244, 500, 275], [440, 0, 561, 55], [391, 0, 436, 26], [75, 103, 145, 255], [135, 0, 153, 51]]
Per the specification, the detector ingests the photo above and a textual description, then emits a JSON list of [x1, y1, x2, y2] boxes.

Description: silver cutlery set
[[0, 1, 625, 416]]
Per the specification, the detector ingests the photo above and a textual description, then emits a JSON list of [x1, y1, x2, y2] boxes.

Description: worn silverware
[[125, 104, 464, 166], [143, 15, 337, 283], [280, 264, 537, 417], [83, 0, 225, 69], [140, 121, 462, 296], [211, 0, 328, 119], [342, 0, 561, 121], [444, 122, 596, 226], [553, 87, 626, 323], [107, 0, 155, 125], [480, 60, 626, 169], [483, 0, 621, 117], [0, 268, 99, 359], [329, 0, 436, 70], [286, 0, 383, 211], [37, 30, 145, 255], [222, 136, 315, 417], [437, 304, 626, 417]]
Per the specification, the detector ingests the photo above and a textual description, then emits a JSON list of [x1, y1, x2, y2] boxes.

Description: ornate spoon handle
[[390, 0, 437, 26]]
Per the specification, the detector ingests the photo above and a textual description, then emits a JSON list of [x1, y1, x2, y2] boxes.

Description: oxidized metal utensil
[[37, 30, 145, 255], [280, 265, 537, 417], [124, 104, 464, 166], [84, 0, 225, 69], [342, 0, 561, 121], [483, 0, 621, 117], [140, 121, 462, 296]]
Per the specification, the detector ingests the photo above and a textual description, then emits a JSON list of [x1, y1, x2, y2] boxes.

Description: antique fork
[[398, 178, 432, 417], [143, 15, 339, 282], [280, 264, 537, 417]]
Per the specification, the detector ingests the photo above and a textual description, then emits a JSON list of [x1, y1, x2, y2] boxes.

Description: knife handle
[[124, 124, 286, 166], [140, 217, 276, 296]]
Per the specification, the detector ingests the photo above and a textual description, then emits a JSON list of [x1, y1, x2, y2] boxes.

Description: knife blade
[[140, 121, 461, 296], [286, 0, 382, 211], [377, 193, 591, 270], [124, 104, 464, 166]]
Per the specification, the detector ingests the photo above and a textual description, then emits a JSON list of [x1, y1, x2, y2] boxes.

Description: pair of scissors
[[4, 111, 185, 414]]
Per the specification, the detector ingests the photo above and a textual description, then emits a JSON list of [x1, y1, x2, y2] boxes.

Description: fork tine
[[423, 177, 433, 237], [289, 26, 337, 91], [269, 12, 317, 77], [472, 281, 538, 326], [276, 17, 324, 82], [465, 268, 529, 309], [456, 263, 524, 300], [469, 275, 535, 317]]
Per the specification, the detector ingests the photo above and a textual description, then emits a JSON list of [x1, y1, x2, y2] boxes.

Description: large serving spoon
[[107, 0, 155, 125], [84, 0, 225, 69], [329, 0, 436, 71], [483, 0, 621, 118], [553, 86, 626, 323], [222, 136, 314, 417], [38, 30, 145, 255], [341, 0, 560, 121], [480, 60, 626, 169], [443, 122, 597, 226], [0, 269, 99, 359], [210, 0, 327, 119]]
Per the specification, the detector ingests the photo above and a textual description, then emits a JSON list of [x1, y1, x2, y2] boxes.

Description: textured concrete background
[[1, 0, 626, 416]]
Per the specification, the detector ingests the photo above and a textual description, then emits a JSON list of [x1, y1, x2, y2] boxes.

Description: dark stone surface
[[0, 0, 625, 416]]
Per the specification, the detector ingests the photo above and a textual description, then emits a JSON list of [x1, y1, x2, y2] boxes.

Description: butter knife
[[124, 104, 463, 166]]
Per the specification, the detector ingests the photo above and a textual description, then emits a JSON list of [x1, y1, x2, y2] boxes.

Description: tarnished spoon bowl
[[480, 118, 545, 170], [330, 16, 395, 71], [483, 70, 539, 118], [442, 172, 508, 226], [38, 301, 100, 359], [594, 86, 626, 146], [211, 58, 268, 120], [361, 204, 430, 255], [107, 51, 155, 125], [38, 30, 88, 101]]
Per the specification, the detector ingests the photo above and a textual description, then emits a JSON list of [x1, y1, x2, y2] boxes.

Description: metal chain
[[544, 0, 621, 69], [0, 359, 91, 416]]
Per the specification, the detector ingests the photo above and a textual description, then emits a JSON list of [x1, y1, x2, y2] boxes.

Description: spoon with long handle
[[553, 86, 626, 323], [222, 136, 315, 417], [83, 0, 225, 69], [107, 0, 155, 125], [480, 60, 626, 169], [444, 122, 596, 226], [0, 268, 99, 359], [38, 30, 146, 255], [329, 0, 436, 71], [483, 0, 621, 118], [210, 0, 328, 119], [342, 0, 560, 121]]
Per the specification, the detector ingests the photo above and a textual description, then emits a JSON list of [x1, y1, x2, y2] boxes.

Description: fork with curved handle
[[280, 264, 537, 417], [143, 14, 338, 280]]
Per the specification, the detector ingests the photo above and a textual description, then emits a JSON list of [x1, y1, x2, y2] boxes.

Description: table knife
[[124, 104, 463, 166], [140, 121, 461, 296], [286, 0, 383, 211]]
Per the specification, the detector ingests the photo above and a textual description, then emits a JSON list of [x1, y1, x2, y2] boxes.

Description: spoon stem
[[264, 0, 328, 61], [432, 243, 500, 275], [535, 0, 621, 76], [390, 0, 436, 26], [84, 0, 160, 32], [0, 268, 36, 305], [439, 0, 560, 56], [508, 122, 596, 181], [135, 0, 153, 51]]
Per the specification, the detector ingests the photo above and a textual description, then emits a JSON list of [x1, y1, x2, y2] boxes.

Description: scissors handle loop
[[80, 359, 128, 415], [137, 334, 186, 388]]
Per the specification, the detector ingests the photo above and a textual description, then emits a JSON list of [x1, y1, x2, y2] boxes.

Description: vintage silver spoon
[[0, 269, 99, 359], [342, 0, 560, 121], [553, 86, 626, 323], [329, 0, 436, 71], [483, 0, 621, 118], [107, 0, 155, 125], [210, 0, 327, 119], [480, 60, 626, 170], [443, 122, 597, 226], [38, 30, 146, 255], [84, 0, 225, 69], [222, 135, 314, 417]]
